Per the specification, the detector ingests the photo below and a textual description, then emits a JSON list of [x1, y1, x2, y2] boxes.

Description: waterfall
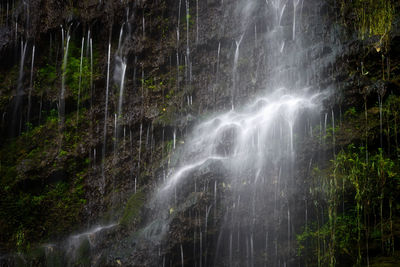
[[196, 0, 199, 45], [102, 43, 111, 185], [27, 44, 35, 126], [173, 128, 176, 150], [142, 15, 145, 38], [180, 243, 184, 267], [86, 29, 90, 57], [59, 30, 70, 126], [138, 123, 142, 179], [232, 34, 244, 110], [0, 0, 347, 265], [117, 23, 124, 52], [114, 113, 117, 153], [12, 40, 27, 136], [117, 60, 127, 120], [177, 0, 182, 92], [90, 37, 93, 108], [185, 0, 190, 90], [293, 0, 300, 40], [76, 37, 84, 123], [142, 0, 331, 265]]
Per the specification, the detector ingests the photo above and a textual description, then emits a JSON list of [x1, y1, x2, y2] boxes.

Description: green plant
[[340, 0, 394, 48], [34, 64, 57, 94], [302, 140, 399, 266], [344, 107, 357, 119], [120, 191, 145, 227]]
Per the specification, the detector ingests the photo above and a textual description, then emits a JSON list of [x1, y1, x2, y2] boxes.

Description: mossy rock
[[369, 255, 400, 267], [75, 238, 91, 267], [120, 191, 145, 227]]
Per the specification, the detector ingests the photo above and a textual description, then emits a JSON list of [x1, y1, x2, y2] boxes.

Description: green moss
[[300, 143, 400, 266], [120, 191, 145, 227], [65, 56, 93, 101], [35, 64, 57, 94], [298, 92, 400, 265], [0, 65, 19, 110], [0, 109, 90, 250], [341, 0, 394, 47], [141, 77, 166, 93], [369, 255, 400, 267], [75, 238, 91, 267], [34, 38, 99, 103]]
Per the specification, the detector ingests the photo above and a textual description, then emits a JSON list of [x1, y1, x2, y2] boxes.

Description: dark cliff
[[1, 0, 400, 266]]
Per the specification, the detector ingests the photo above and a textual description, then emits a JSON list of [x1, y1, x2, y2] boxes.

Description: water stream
[[143, 0, 332, 265], [0, 0, 344, 265]]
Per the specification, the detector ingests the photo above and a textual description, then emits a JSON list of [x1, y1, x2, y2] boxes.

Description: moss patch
[[120, 191, 145, 227]]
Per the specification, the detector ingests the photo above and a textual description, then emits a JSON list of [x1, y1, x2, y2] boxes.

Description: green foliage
[[157, 16, 170, 39], [297, 216, 358, 264], [340, 0, 394, 47], [120, 191, 145, 227], [300, 142, 400, 266], [165, 89, 174, 99], [0, 65, 19, 110], [75, 238, 91, 267], [59, 149, 68, 157], [141, 77, 165, 92], [182, 9, 194, 30], [45, 109, 59, 124], [0, 110, 89, 251], [66, 56, 91, 101], [34, 38, 98, 103], [15, 228, 26, 252], [344, 107, 357, 119], [35, 64, 57, 93]]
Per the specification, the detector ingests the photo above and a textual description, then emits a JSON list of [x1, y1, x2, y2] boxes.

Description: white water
[[185, 0, 190, 86], [76, 37, 84, 122], [86, 30, 90, 57], [102, 43, 111, 183], [27, 44, 35, 125], [89, 37, 93, 101], [293, 0, 300, 40], [69, 223, 117, 243], [147, 0, 336, 265], [117, 60, 127, 119], [118, 23, 124, 51], [59, 31, 70, 124], [114, 113, 117, 157], [3, 0, 339, 265], [196, 0, 199, 44], [138, 123, 143, 180], [142, 15, 145, 38], [232, 34, 244, 110], [176, 0, 181, 92], [173, 128, 176, 150], [216, 42, 221, 81], [65, 223, 117, 262], [12, 40, 27, 135], [180, 243, 184, 267]]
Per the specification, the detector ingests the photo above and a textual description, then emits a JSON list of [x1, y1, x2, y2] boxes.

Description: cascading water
[[27, 44, 35, 126], [135, 0, 334, 266], [232, 34, 243, 110], [0, 0, 348, 265], [102, 43, 111, 185], [76, 37, 84, 123], [11, 40, 27, 136], [59, 29, 70, 126], [117, 59, 127, 127]]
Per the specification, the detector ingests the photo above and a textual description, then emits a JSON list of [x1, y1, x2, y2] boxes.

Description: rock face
[[0, 0, 400, 266]]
